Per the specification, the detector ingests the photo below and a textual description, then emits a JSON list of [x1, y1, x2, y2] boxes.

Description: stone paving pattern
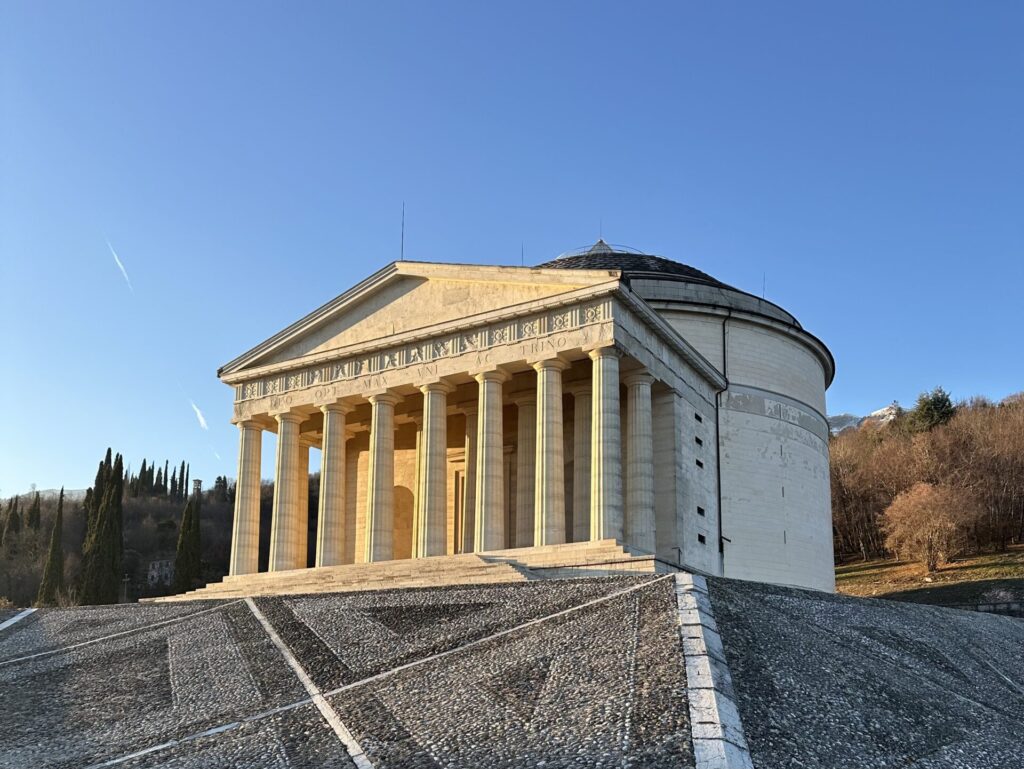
[[0, 577, 692, 768], [709, 577, 1024, 769], [4, 575, 1024, 768]]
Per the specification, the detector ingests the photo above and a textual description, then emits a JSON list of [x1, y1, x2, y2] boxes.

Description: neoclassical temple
[[220, 241, 836, 591]]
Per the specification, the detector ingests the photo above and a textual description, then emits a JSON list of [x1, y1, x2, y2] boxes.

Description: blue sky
[[2, 2, 1022, 494]]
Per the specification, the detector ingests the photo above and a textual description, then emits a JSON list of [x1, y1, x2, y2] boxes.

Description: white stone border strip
[[675, 573, 754, 769], [245, 598, 373, 769], [0, 607, 36, 632]]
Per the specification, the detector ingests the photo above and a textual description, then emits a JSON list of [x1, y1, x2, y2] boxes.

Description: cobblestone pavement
[[709, 577, 1024, 769], [0, 576, 692, 768]]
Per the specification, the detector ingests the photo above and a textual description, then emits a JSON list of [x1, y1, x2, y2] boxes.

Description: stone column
[[410, 417, 423, 557], [296, 442, 310, 568], [315, 402, 351, 567], [365, 392, 400, 562], [534, 358, 569, 546], [589, 346, 623, 541], [474, 369, 509, 552], [229, 420, 262, 576], [567, 384, 592, 543], [653, 389, 684, 563], [269, 412, 303, 572], [511, 393, 536, 549], [416, 381, 454, 557], [461, 407, 478, 553], [624, 371, 656, 552]]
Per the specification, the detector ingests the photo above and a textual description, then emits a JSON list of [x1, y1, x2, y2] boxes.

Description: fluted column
[[410, 417, 423, 556], [589, 347, 623, 541], [511, 393, 536, 548], [567, 384, 592, 543], [296, 441, 310, 568], [316, 402, 351, 567], [269, 412, 303, 571], [624, 371, 656, 552], [461, 407, 478, 553], [229, 420, 263, 576], [416, 381, 454, 557], [534, 358, 569, 546], [474, 369, 509, 552], [365, 392, 400, 562]]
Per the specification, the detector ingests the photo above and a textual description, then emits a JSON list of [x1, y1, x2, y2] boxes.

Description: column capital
[[586, 344, 621, 361], [419, 380, 457, 395], [319, 400, 354, 415], [236, 419, 265, 431], [458, 404, 478, 418], [509, 392, 536, 408], [473, 368, 511, 384], [273, 411, 304, 425], [623, 371, 656, 388], [564, 382, 592, 398], [531, 357, 571, 373], [367, 391, 402, 406]]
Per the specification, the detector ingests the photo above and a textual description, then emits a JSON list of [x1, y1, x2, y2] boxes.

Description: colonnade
[[228, 346, 665, 576]]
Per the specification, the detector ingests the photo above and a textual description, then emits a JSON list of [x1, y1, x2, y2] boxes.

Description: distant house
[[147, 559, 175, 587]]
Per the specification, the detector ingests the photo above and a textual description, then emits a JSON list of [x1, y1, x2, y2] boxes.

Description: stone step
[[141, 540, 657, 603]]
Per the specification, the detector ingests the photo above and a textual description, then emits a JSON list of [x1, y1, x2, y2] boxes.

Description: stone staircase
[[144, 539, 674, 602]]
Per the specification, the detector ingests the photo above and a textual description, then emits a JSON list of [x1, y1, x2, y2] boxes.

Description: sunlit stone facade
[[220, 241, 836, 591]]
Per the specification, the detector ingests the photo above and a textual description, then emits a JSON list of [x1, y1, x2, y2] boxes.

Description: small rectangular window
[[697, 506, 705, 517], [694, 412, 703, 423], [694, 436, 703, 447], [695, 459, 704, 469], [697, 534, 707, 545]]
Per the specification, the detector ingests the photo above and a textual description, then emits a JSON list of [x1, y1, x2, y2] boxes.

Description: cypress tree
[[2, 495, 21, 552], [27, 492, 41, 531], [164, 461, 170, 496], [79, 454, 124, 605], [179, 461, 186, 501], [172, 495, 202, 593], [89, 460, 107, 532], [184, 464, 190, 498], [155, 467, 164, 495], [170, 467, 178, 500], [36, 488, 65, 606]]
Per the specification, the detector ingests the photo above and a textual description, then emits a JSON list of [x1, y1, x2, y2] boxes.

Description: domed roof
[[535, 239, 734, 290]]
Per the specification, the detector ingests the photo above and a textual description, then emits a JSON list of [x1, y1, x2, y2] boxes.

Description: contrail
[[107, 240, 134, 293], [189, 400, 209, 431]]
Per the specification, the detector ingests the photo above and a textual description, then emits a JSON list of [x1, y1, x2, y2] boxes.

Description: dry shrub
[[882, 483, 981, 571]]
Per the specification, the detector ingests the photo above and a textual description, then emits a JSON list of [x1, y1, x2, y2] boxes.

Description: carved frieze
[[233, 299, 612, 418]]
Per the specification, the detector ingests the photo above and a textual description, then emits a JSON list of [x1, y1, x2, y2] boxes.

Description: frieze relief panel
[[233, 299, 613, 419]]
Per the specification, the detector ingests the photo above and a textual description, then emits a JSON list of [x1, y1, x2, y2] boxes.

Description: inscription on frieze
[[233, 299, 610, 406]]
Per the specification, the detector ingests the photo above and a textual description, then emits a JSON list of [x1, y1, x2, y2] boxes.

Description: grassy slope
[[835, 545, 1024, 605]]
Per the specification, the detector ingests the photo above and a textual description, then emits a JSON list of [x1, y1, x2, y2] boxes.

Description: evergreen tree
[[89, 459, 107, 531], [908, 387, 957, 433], [179, 461, 187, 501], [155, 467, 164, 495], [27, 492, 41, 531], [79, 454, 124, 604], [172, 495, 202, 592], [184, 464, 190, 498], [36, 488, 65, 606], [164, 461, 170, 496], [170, 467, 178, 500], [2, 495, 21, 552]]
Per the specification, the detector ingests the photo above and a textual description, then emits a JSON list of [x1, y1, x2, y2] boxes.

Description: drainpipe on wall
[[715, 311, 732, 574]]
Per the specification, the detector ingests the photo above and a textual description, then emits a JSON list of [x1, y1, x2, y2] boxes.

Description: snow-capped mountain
[[828, 403, 900, 435]]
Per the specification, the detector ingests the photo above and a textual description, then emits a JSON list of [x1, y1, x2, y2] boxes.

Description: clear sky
[[2, 2, 1022, 495]]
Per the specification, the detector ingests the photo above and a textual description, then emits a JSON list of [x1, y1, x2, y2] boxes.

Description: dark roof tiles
[[536, 239, 734, 290]]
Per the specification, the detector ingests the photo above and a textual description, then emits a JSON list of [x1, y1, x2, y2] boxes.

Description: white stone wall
[[654, 303, 835, 592]]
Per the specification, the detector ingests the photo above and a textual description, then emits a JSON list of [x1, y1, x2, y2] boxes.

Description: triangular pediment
[[220, 261, 619, 378]]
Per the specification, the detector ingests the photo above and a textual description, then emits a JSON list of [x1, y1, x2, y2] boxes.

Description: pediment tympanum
[[221, 262, 617, 377]]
